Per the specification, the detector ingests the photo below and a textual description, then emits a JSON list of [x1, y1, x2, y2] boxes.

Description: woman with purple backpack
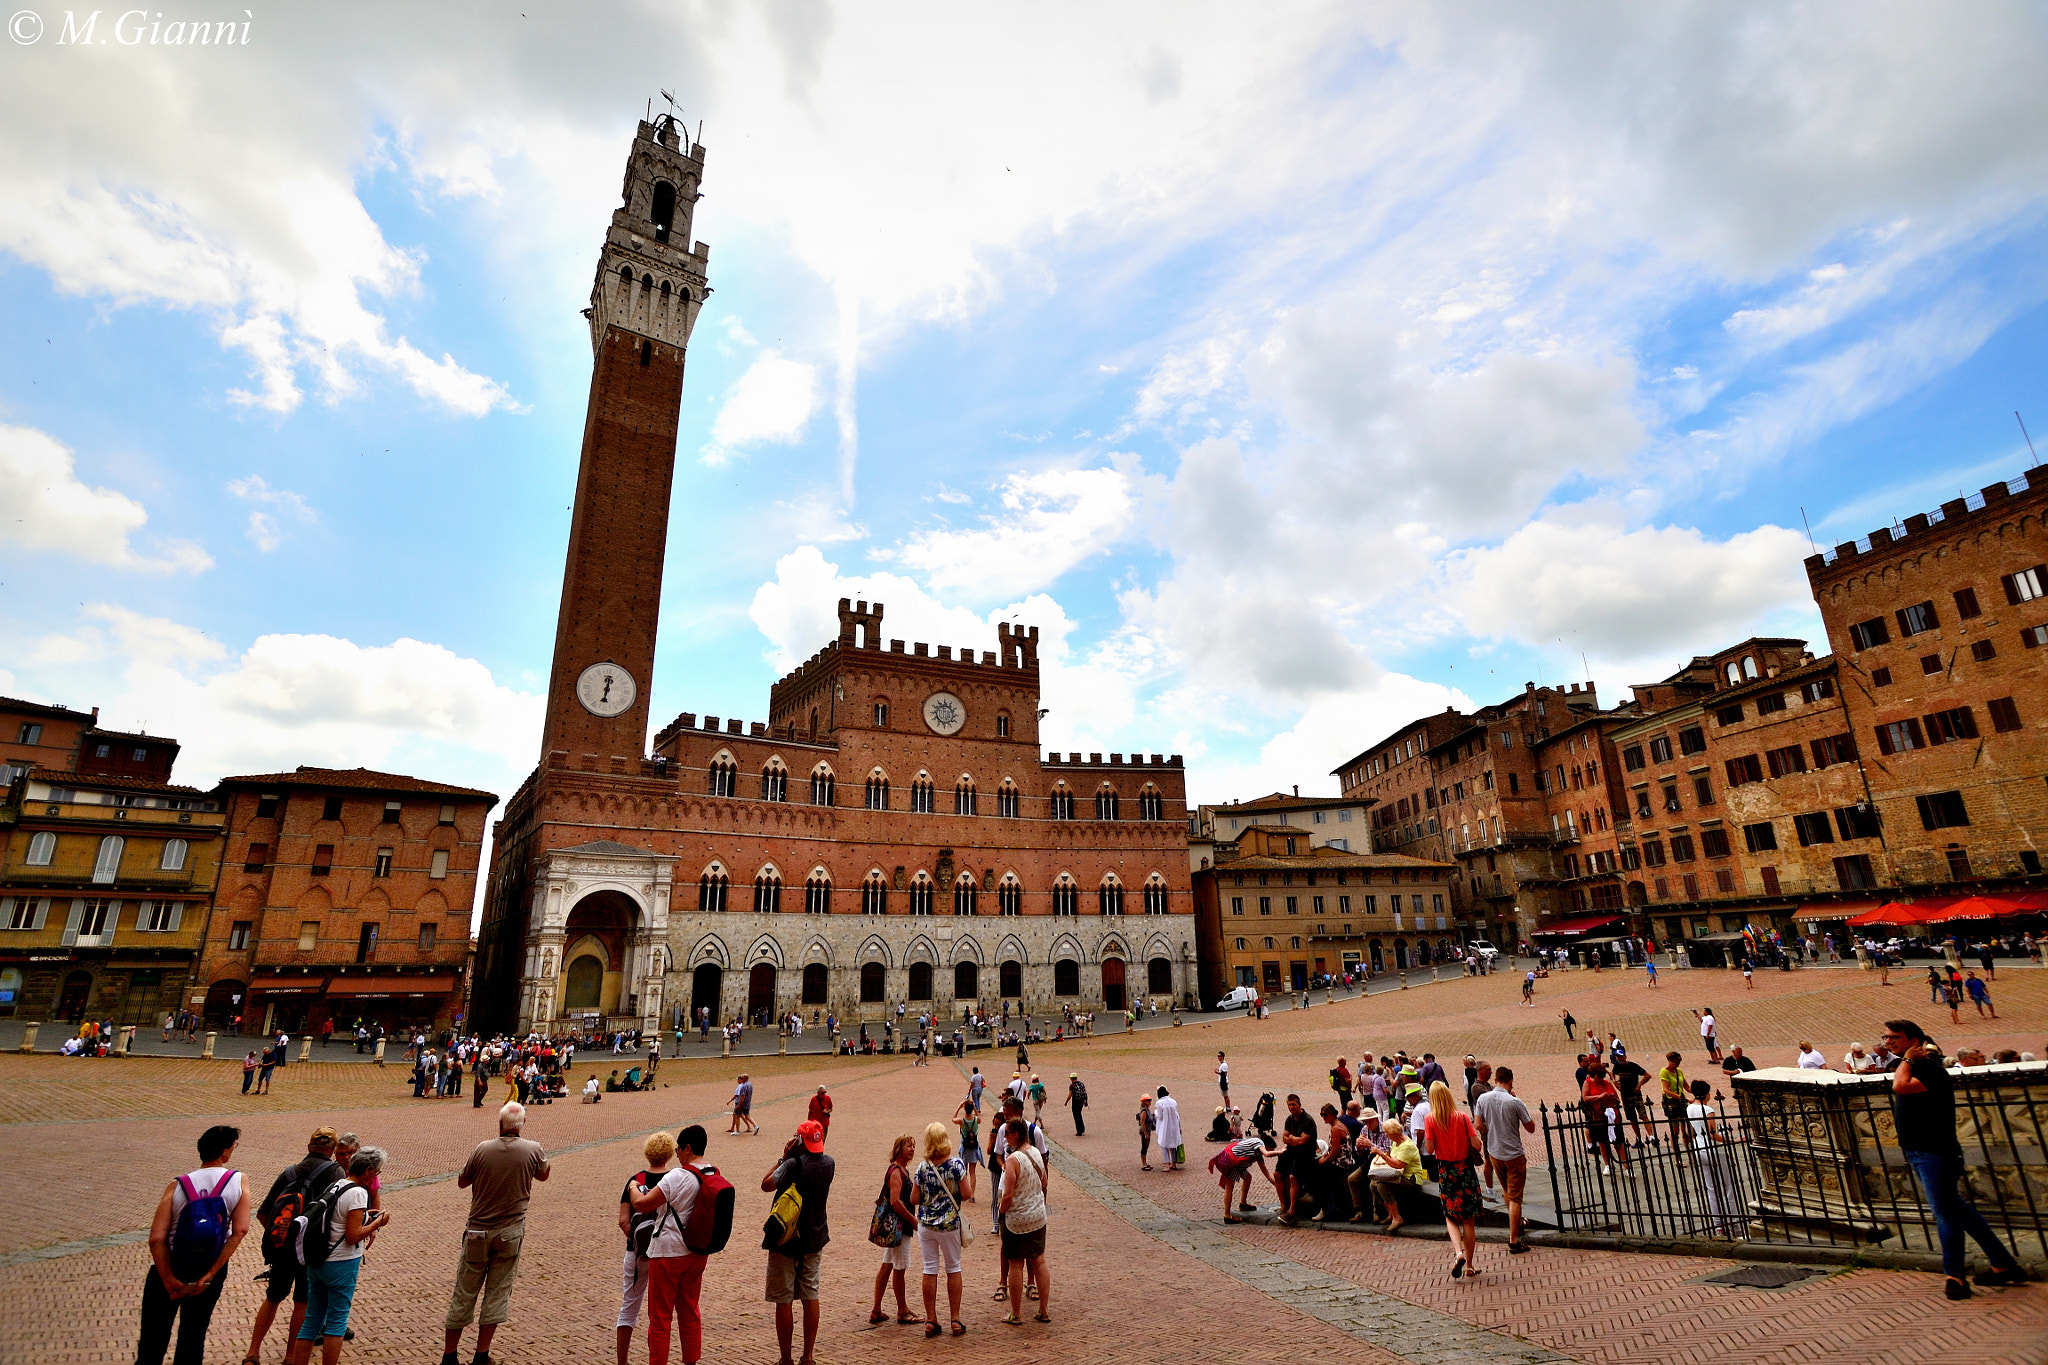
[[137, 1125, 249, 1365]]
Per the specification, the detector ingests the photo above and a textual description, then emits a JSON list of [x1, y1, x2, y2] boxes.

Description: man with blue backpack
[[138, 1124, 249, 1365]]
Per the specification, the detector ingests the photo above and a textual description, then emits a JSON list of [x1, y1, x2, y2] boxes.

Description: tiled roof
[[216, 766, 498, 801], [25, 766, 205, 795], [83, 726, 179, 746], [1216, 851, 1454, 871], [1226, 791, 1357, 811], [0, 695, 97, 723]]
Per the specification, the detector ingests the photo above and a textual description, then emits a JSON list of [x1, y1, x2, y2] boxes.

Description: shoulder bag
[[939, 1164, 973, 1246]]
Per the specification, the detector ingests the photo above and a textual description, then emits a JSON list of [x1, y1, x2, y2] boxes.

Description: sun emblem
[[922, 691, 966, 735]]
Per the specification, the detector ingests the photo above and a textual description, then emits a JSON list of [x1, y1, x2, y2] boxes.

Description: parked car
[[1214, 985, 1259, 1012], [1466, 941, 1500, 961]]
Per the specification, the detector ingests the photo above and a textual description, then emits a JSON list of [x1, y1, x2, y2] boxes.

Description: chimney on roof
[[92, 707, 100, 722], [1293, 784, 1299, 797], [1525, 682, 1535, 693]]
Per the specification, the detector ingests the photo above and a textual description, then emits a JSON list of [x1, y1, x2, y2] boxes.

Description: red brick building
[[193, 768, 495, 1035], [474, 119, 1196, 1037]]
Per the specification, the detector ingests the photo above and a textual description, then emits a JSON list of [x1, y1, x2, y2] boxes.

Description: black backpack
[[286, 1176, 357, 1269], [259, 1159, 342, 1266], [625, 1170, 664, 1257]]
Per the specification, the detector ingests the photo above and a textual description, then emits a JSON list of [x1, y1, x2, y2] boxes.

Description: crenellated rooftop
[[1806, 465, 2047, 582]]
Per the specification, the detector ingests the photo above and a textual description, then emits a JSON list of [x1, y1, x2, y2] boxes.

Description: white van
[[1215, 985, 1259, 1011], [1466, 941, 1500, 962]]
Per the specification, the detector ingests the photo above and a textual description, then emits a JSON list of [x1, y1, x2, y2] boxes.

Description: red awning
[[325, 976, 457, 996], [1795, 900, 1883, 922], [1925, 892, 2048, 924], [1530, 914, 1625, 938], [250, 976, 327, 994]]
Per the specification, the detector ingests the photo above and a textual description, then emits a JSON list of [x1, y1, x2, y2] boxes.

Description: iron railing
[[1539, 1063, 2048, 1260]]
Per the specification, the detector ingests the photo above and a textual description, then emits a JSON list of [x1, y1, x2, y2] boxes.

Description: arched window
[[761, 762, 787, 802], [865, 772, 890, 810], [641, 272, 654, 291], [808, 708, 818, 735], [996, 712, 1010, 737], [1142, 877, 1170, 915], [753, 869, 782, 913], [908, 961, 933, 1000], [1053, 959, 1080, 996], [650, 180, 676, 241], [909, 773, 934, 813], [873, 700, 889, 726], [954, 777, 976, 816], [801, 962, 827, 1004], [697, 866, 729, 913], [810, 765, 835, 806], [1235, 938, 1248, 951], [618, 264, 632, 290], [1095, 786, 1119, 821], [805, 870, 831, 914], [25, 831, 55, 865], [907, 873, 934, 916], [997, 875, 1023, 916], [707, 756, 737, 797], [953, 875, 977, 916], [93, 835, 123, 884], [860, 961, 885, 1002], [861, 873, 888, 915], [1048, 784, 1074, 820], [999, 960, 1022, 998], [1724, 661, 1742, 685], [1148, 957, 1173, 994], [1292, 936, 1303, 949], [1138, 786, 1164, 821], [1050, 876, 1078, 916], [565, 955, 603, 1010], [161, 838, 188, 872], [954, 961, 978, 999], [1098, 876, 1125, 916], [1742, 656, 1759, 679], [996, 780, 1020, 819]]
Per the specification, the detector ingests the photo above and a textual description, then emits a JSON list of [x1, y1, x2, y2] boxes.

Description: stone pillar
[[119, 1025, 136, 1055], [201, 1030, 216, 1059], [1854, 945, 1872, 971], [373, 1037, 386, 1066], [298, 1035, 312, 1063], [721, 1031, 731, 1058], [18, 1021, 39, 1053], [778, 1031, 788, 1056]]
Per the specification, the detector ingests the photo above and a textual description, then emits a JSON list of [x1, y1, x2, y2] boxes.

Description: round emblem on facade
[[922, 691, 967, 736], [575, 661, 637, 717]]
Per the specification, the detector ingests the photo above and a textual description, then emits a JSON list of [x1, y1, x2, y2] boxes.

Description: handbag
[[867, 1166, 905, 1248], [939, 1165, 973, 1247]]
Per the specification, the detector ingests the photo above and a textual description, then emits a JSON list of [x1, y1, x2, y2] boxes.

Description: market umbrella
[[1925, 893, 2044, 924], [1847, 902, 1931, 928]]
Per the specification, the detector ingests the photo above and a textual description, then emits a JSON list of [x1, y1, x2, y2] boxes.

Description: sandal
[[870, 1310, 889, 1324], [1224, 1215, 1246, 1224], [1034, 1313, 1052, 1324], [897, 1314, 921, 1325], [926, 1322, 944, 1338], [1027, 1285, 1039, 1300], [951, 1320, 968, 1336], [993, 1286, 1010, 1300], [1001, 1314, 1023, 1326], [1451, 1256, 1465, 1279]]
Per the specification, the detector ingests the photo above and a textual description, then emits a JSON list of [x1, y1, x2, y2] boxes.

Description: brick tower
[[538, 116, 710, 765]]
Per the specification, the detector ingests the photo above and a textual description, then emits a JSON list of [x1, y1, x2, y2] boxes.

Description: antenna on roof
[[1799, 506, 1816, 554], [2020, 412, 2039, 463]]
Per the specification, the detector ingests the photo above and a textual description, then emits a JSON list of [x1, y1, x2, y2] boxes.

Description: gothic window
[[1143, 877, 1170, 915], [1137, 786, 1163, 821], [753, 869, 782, 913], [1098, 877, 1125, 916], [996, 712, 1010, 737], [861, 873, 888, 915], [860, 961, 885, 1002], [997, 781, 1019, 819], [1049, 785, 1074, 820], [908, 961, 933, 1000], [707, 756, 737, 798], [909, 775, 934, 813], [697, 866, 729, 913], [650, 180, 676, 241], [997, 875, 1023, 916], [873, 701, 889, 726], [1053, 959, 1080, 995], [908, 873, 935, 916], [1051, 877, 1079, 917], [761, 762, 788, 802], [1095, 787, 1119, 821], [810, 766, 835, 806], [954, 778, 976, 815], [804, 870, 831, 914], [953, 875, 978, 915], [865, 773, 890, 810]]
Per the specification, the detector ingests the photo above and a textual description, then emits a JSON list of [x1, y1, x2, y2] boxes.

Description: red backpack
[[683, 1165, 735, 1255]]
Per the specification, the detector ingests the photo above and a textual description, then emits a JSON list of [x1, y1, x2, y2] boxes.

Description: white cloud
[[886, 466, 1137, 602], [227, 474, 318, 552], [702, 352, 821, 465], [1445, 508, 1817, 666], [0, 423, 210, 574]]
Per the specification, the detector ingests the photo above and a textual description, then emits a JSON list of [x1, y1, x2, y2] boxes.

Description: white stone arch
[[1142, 931, 1176, 961], [866, 764, 891, 780], [1097, 931, 1131, 962], [1048, 931, 1085, 963], [686, 934, 730, 968], [744, 934, 784, 968], [1099, 870, 1124, 887], [710, 747, 737, 766], [857, 934, 893, 967], [801, 936, 834, 965], [913, 768, 933, 782], [698, 858, 729, 880], [806, 864, 832, 883], [951, 935, 985, 964], [904, 934, 938, 965], [810, 760, 836, 778], [994, 933, 1029, 966], [754, 860, 783, 882]]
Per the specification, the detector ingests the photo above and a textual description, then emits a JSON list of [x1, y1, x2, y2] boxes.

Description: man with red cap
[[761, 1120, 834, 1365]]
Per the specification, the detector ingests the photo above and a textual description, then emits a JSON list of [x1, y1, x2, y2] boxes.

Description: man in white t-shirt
[[1216, 1052, 1230, 1104], [1695, 1009, 1719, 1061], [140, 1124, 250, 1365]]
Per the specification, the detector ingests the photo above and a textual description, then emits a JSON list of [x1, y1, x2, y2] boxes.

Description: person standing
[[761, 1120, 835, 1363], [1066, 1073, 1087, 1135], [867, 1135, 918, 1325], [1881, 1019, 2028, 1299], [1694, 1007, 1720, 1062], [951, 1095, 983, 1175], [627, 1126, 712, 1365], [440, 1102, 550, 1365], [1215, 1051, 1230, 1105], [242, 1050, 259, 1095], [1152, 1086, 1183, 1171], [1521, 971, 1536, 1006], [1473, 1068, 1535, 1254], [908, 1121, 975, 1337], [997, 1118, 1050, 1326], [136, 1125, 248, 1365], [614, 1131, 671, 1365], [1136, 1095, 1155, 1171], [1027, 1073, 1046, 1123], [1559, 1007, 1576, 1040], [1657, 1052, 1690, 1145], [728, 1074, 757, 1135], [1331, 1057, 1353, 1110], [1964, 972, 1996, 1019], [1425, 1081, 1484, 1278], [807, 1086, 833, 1143], [287, 1148, 388, 1365]]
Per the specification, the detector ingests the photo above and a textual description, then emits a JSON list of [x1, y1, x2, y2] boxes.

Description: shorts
[[916, 1225, 963, 1277], [1001, 1224, 1046, 1261], [1494, 1154, 1528, 1201], [765, 1250, 822, 1303], [1621, 1093, 1647, 1120], [297, 1257, 360, 1341], [1275, 1146, 1315, 1182], [263, 1265, 310, 1304], [733, 1104, 750, 1117], [877, 1237, 913, 1273], [617, 1252, 647, 1328]]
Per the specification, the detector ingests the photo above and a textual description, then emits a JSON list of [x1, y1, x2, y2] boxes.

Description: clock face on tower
[[922, 691, 966, 736], [576, 662, 638, 718]]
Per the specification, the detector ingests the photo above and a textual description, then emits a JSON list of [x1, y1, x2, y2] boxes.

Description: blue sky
[[3, 1, 2047, 836]]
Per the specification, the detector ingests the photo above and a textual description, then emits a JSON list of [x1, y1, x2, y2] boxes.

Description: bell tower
[[539, 115, 710, 765]]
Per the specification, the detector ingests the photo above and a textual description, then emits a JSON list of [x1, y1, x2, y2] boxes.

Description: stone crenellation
[[1806, 465, 2045, 580]]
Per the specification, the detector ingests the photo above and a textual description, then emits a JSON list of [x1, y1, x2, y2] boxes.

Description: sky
[[4, 1, 2048, 855]]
